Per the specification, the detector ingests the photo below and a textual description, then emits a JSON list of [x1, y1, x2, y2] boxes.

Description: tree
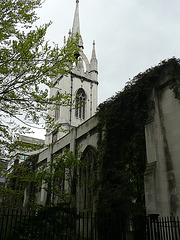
[[0, 0, 80, 156], [36, 149, 83, 206], [0, 149, 83, 209]]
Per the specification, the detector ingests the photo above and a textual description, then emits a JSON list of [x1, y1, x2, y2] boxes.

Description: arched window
[[55, 92, 60, 120], [75, 88, 86, 119], [79, 147, 97, 210]]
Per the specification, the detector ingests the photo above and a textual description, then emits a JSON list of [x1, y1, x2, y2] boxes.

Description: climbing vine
[[96, 58, 180, 220]]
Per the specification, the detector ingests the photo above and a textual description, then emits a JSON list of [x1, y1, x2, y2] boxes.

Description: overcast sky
[[36, 0, 180, 103], [30, 0, 180, 138]]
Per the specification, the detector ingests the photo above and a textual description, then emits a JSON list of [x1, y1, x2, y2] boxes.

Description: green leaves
[[0, 0, 42, 40], [0, 0, 80, 155], [1, 149, 82, 209], [97, 58, 180, 218], [36, 149, 82, 203]]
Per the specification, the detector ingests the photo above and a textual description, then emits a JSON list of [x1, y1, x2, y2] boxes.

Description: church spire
[[90, 40, 98, 81], [72, 0, 83, 48], [90, 41, 98, 72]]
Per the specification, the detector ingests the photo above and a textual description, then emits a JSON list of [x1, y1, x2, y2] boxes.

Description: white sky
[[30, 0, 180, 138], [36, 0, 180, 103]]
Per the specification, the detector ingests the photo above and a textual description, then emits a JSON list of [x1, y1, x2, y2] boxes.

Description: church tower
[[46, 0, 98, 144]]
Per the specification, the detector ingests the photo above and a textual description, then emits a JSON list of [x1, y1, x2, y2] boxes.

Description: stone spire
[[90, 40, 98, 73], [72, 0, 83, 48]]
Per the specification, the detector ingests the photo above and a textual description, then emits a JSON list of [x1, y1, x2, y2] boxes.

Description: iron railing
[[0, 209, 126, 240], [147, 215, 180, 240], [0, 210, 179, 240]]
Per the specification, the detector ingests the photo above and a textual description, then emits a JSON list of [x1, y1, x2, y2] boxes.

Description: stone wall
[[36, 115, 98, 208], [145, 79, 180, 216]]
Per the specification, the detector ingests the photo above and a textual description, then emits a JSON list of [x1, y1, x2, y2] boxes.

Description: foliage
[[0, 186, 24, 209], [0, 154, 38, 210], [96, 58, 180, 219], [0, 204, 76, 240], [1, 149, 82, 209], [0, 204, 93, 240], [36, 149, 83, 205], [0, 0, 80, 156]]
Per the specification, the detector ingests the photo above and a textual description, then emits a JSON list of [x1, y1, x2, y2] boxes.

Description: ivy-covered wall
[[96, 58, 180, 219]]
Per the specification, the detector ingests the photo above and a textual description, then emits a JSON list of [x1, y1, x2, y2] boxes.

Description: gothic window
[[79, 147, 97, 210], [75, 88, 86, 119], [55, 92, 60, 120]]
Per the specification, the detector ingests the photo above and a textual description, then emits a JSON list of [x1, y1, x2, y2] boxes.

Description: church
[[32, 0, 99, 214], [45, 0, 98, 144], [23, 0, 180, 218]]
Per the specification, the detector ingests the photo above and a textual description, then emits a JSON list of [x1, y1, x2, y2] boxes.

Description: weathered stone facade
[[37, 115, 98, 212], [45, 0, 98, 143], [28, 2, 180, 218], [30, 0, 99, 215], [144, 76, 180, 216]]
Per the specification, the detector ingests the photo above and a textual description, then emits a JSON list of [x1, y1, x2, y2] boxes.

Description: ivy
[[96, 58, 180, 220]]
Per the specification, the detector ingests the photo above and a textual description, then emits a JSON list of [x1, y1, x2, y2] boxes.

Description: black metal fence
[[147, 215, 180, 240], [0, 209, 126, 240], [0, 210, 179, 240]]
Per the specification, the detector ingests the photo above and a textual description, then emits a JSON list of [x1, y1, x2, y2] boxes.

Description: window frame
[[75, 88, 86, 120]]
